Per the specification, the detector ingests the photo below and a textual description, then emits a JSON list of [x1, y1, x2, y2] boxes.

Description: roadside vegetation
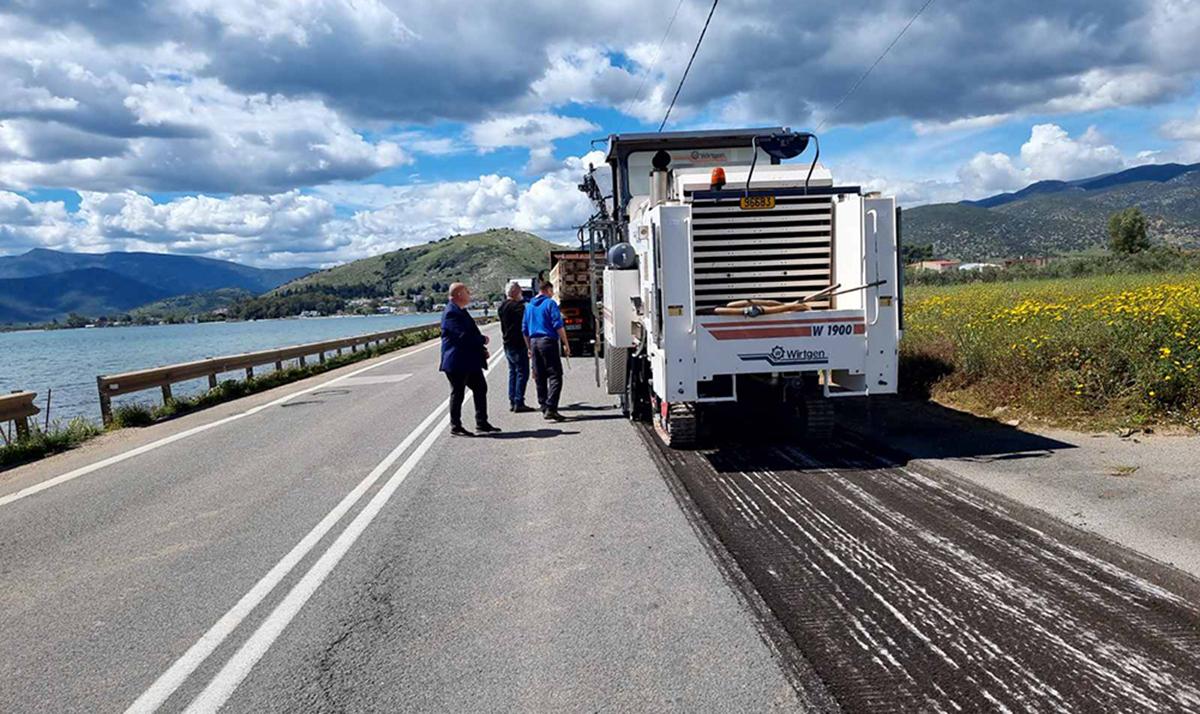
[[0, 327, 440, 470], [0, 417, 102, 469], [902, 273, 1200, 429]]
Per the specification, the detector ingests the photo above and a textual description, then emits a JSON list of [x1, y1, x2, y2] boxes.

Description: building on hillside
[[1003, 256, 1053, 269], [910, 259, 961, 273], [958, 262, 1002, 271]]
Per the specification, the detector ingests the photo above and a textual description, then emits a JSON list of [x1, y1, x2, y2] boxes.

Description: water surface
[[1, 314, 442, 425]]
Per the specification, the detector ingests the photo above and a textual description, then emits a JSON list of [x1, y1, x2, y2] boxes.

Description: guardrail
[[1, 391, 40, 441], [96, 322, 443, 425]]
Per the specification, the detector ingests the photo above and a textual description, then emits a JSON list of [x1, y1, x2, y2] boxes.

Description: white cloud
[[912, 114, 1012, 137], [0, 76, 407, 193], [1161, 111, 1200, 142], [0, 150, 608, 268], [468, 112, 599, 174], [957, 152, 1030, 195], [1018, 123, 1126, 181], [469, 113, 599, 152]]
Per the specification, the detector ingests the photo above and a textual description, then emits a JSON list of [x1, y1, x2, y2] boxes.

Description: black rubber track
[[653, 430, 1200, 713]]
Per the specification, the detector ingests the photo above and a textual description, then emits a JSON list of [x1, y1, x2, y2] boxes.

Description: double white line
[[125, 352, 503, 714]]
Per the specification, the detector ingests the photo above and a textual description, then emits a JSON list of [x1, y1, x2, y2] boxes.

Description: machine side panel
[[656, 205, 698, 402], [864, 196, 899, 394], [832, 195, 864, 310]]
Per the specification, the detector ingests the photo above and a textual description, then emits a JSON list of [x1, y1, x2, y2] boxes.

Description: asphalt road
[[655, 428, 1200, 713], [0, 325, 804, 714]]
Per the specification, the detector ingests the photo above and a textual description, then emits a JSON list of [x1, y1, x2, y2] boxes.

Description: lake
[[1, 314, 445, 426]]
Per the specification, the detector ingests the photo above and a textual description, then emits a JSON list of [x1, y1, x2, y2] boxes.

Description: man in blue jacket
[[440, 283, 500, 437], [522, 280, 570, 422]]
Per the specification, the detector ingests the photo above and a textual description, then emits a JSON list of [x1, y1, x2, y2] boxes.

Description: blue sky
[[1, 0, 1199, 267]]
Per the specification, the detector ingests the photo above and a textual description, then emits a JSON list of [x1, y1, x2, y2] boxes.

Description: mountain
[[962, 180, 1076, 209], [0, 249, 315, 324], [0, 249, 314, 294], [0, 268, 170, 324], [130, 288, 255, 321], [907, 165, 1200, 260], [273, 228, 563, 300], [961, 163, 1200, 209]]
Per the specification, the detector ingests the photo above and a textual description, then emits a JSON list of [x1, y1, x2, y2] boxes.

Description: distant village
[[908, 256, 1054, 273]]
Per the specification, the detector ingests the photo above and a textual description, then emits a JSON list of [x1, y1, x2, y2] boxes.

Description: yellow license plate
[[740, 196, 776, 210]]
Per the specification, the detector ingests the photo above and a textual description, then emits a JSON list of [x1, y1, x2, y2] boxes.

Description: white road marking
[[0, 328, 498, 508], [338, 374, 413, 386], [125, 353, 502, 714], [120, 400, 449, 714], [181, 413, 454, 714]]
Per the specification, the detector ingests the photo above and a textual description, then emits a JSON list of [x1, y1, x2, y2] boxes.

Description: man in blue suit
[[440, 283, 500, 437]]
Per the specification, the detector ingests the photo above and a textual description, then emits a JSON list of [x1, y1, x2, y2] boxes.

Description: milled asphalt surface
[[659, 430, 1200, 713], [0, 325, 804, 714], [836, 398, 1200, 578]]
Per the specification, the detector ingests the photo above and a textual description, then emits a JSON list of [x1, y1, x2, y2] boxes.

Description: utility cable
[[658, 0, 720, 132], [814, 0, 934, 132]]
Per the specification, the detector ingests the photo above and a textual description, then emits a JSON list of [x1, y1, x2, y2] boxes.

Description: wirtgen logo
[[738, 345, 828, 366], [688, 150, 727, 162]]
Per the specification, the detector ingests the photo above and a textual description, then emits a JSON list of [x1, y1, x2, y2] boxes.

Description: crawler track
[[649, 429, 1200, 713]]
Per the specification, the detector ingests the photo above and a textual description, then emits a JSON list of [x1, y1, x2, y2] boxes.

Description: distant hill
[[273, 228, 563, 300], [0, 249, 313, 294], [0, 249, 315, 324], [907, 165, 1200, 260], [130, 288, 255, 321], [0, 268, 170, 324]]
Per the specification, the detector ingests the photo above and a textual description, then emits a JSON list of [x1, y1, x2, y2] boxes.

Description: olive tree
[[1108, 207, 1150, 255]]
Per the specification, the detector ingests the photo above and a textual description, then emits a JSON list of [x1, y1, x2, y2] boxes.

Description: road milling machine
[[580, 128, 902, 447]]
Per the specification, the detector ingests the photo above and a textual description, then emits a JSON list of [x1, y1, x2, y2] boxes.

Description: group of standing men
[[439, 280, 571, 437]]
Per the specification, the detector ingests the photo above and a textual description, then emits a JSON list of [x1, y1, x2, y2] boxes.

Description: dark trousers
[[531, 337, 563, 412], [504, 346, 530, 406], [445, 368, 488, 428]]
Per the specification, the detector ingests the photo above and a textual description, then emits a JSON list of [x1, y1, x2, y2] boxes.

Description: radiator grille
[[690, 194, 833, 310]]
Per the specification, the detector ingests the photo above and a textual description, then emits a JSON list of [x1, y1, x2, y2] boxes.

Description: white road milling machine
[[581, 128, 902, 447]]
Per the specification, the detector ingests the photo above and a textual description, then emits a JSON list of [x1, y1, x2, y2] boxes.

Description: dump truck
[[584, 127, 902, 447], [548, 249, 604, 356]]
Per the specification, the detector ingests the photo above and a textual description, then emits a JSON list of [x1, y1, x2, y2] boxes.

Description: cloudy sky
[[1, 0, 1199, 267]]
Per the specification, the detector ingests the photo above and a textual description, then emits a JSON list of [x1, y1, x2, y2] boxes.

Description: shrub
[[902, 273, 1200, 427], [111, 402, 155, 428]]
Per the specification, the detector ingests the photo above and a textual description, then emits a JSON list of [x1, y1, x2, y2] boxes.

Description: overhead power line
[[659, 0, 721, 132], [814, 0, 935, 132], [616, 0, 687, 133]]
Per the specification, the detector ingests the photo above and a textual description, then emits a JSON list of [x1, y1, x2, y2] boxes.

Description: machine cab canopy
[[605, 127, 787, 219]]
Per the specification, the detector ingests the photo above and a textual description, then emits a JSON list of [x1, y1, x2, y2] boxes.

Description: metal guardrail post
[[97, 377, 113, 426], [2, 390, 40, 441], [208, 374, 218, 389], [161, 384, 172, 404]]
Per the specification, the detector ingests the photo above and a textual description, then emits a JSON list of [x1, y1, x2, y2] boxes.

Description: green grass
[[902, 273, 1200, 429], [0, 416, 102, 469]]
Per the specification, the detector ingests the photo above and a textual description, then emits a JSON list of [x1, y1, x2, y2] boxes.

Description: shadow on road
[[559, 403, 618, 412], [836, 396, 1075, 462], [485, 429, 580, 440], [690, 396, 1074, 473]]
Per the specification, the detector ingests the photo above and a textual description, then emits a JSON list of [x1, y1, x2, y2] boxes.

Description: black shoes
[[476, 422, 502, 433], [450, 425, 474, 437], [513, 403, 536, 413], [543, 411, 566, 422]]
